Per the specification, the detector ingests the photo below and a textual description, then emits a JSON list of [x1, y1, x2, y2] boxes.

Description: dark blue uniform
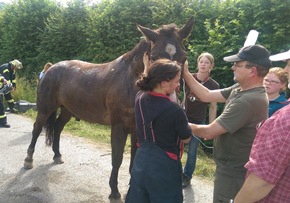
[[0, 63, 17, 113], [125, 91, 191, 203]]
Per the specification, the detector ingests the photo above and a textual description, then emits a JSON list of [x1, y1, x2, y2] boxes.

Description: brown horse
[[24, 17, 194, 199]]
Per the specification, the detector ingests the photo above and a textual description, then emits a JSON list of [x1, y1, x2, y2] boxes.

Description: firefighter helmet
[[10, 59, 23, 70]]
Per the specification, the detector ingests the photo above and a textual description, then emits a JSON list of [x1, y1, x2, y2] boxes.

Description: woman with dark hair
[[125, 58, 192, 203]]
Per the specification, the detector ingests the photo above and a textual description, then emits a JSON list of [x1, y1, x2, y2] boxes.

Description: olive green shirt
[[214, 84, 268, 178]]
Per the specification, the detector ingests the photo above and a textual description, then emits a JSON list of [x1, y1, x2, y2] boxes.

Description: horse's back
[[36, 58, 136, 126]]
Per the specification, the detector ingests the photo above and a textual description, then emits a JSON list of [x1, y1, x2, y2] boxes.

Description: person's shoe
[[182, 174, 191, 188], [0, 122, 11, 128]]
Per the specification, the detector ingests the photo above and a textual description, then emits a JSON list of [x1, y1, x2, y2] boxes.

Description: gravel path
[[0, 113, 213, 203]]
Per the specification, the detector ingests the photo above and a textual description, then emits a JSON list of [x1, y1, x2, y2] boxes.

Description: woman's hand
[[143, 52, 150, 76]]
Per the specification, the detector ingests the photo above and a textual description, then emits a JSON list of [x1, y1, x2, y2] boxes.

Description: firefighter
[[0, 75, 11, 128], [0, 59, 23, 113]]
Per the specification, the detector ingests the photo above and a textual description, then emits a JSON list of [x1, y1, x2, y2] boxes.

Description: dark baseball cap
[[223, 44, 272, 69]]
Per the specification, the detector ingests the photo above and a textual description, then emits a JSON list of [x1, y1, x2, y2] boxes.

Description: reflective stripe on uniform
[[7, 99, 14, 103], [0, 114, 7, 118], [3, 69, 9, 73]]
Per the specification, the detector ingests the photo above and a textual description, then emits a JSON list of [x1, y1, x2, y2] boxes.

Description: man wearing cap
[[183, 44, 271, 202], [0, 59, 23, 114], [233, 50, 290, 203]]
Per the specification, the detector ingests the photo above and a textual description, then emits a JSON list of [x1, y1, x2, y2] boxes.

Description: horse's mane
[[123, 39, 150, 63], [159, 24, 178, 32], [158, 24, 179, 37]]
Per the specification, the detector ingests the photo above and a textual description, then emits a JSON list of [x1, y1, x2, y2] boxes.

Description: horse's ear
[[137, 24, 158, 43], [178, 16, 195, 40]]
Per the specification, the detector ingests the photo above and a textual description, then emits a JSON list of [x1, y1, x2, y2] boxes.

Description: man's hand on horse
[[143, 52, 150, 76]]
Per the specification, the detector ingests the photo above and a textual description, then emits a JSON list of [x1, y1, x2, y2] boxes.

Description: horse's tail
[[45, 111, 57, 146]]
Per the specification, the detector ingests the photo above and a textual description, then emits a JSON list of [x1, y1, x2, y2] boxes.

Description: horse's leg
[[129, 131, 137, 172], [24, 113, 48, 169], [109, 123, 128, 199], [52, 108, 72, 164]]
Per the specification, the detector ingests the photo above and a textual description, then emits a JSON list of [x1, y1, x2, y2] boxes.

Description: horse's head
[[137, 16, 194, 66]]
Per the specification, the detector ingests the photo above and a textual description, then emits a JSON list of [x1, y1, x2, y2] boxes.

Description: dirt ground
[[0, 113, 213, 203]]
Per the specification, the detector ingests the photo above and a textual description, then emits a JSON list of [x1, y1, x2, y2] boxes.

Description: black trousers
[[0, 95, 7, 124], [4, 92, 15, 109]]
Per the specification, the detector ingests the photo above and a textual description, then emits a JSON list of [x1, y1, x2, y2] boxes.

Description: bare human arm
[[183, 60, 226, 103], [188, 120, 227, 140], [208, 102, 217, 124], [234, 173, 275, 203]]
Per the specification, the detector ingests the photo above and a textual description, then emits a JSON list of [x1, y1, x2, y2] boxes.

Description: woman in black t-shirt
[[125, 58, 192, 203]]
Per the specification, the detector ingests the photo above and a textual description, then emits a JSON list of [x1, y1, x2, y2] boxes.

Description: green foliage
[[85, 0, 154, 62], [38, 0, 90, 62], [12, 76, 38, 103], [0, 0, 57, 80]]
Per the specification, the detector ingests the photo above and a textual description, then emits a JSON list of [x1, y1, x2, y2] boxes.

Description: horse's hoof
[[109, 192, 121, 199], [53, 156, 64, 164], [24, 159, 33, 169]]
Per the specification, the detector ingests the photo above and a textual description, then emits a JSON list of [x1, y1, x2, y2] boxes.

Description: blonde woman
[[263, 67, 288, 117], [182, 52, 220, 187], [39, 62, 53, 79]]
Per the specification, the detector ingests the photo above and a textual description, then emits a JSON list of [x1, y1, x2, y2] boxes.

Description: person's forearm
[[189, 120, 227, 140], [234, 173, 275, 203], [188, 123, 215, 140], [208, 103, 217, 123]]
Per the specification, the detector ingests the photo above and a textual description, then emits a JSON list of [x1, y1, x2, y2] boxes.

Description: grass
[[182, 145, 216, 180]]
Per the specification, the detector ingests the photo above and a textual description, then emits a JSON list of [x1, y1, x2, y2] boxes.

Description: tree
[[37, 0, 90, 63], [0, 0, 57, 78], [84, 0, 154, 63]]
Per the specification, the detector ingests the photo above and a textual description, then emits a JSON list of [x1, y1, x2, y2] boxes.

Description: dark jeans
[[183, 120, 205, 178]]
